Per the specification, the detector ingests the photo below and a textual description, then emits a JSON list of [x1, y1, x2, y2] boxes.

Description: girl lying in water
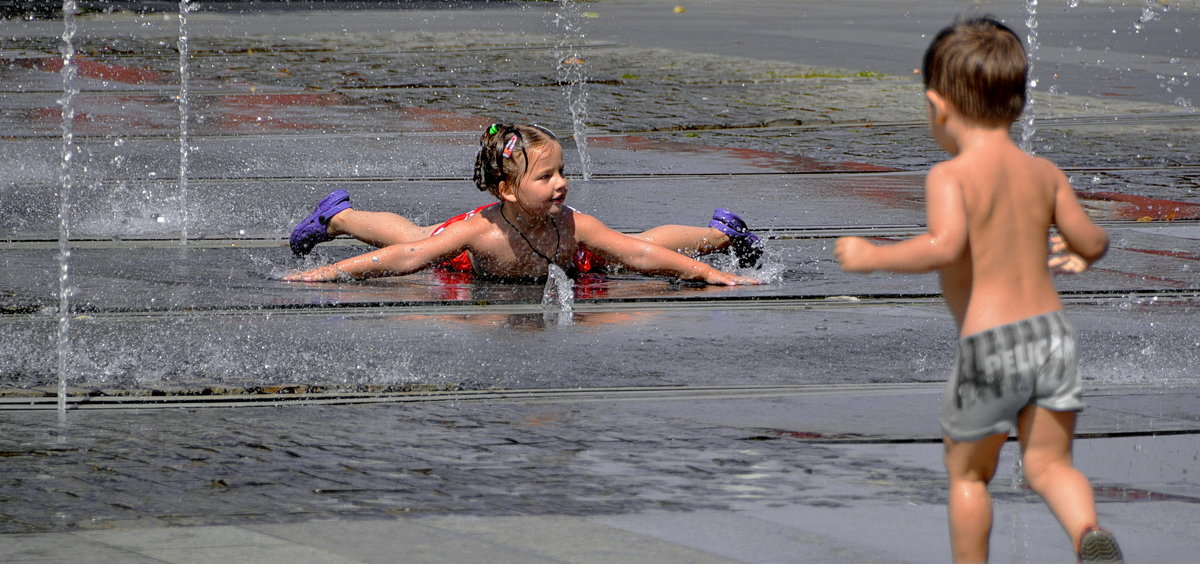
[[284, 123, 763, 286]]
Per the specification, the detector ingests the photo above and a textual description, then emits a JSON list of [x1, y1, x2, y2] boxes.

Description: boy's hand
[[1049, 253, 1089, 274], [835, 236, 877, 273], [1048, 234, 1090, 274]]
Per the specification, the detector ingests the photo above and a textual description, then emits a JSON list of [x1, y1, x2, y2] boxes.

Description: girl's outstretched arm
[[573, 213, 760, 285], [284, 221, 478, 282]]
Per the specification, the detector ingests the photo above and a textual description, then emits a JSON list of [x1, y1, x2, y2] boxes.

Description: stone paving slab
[[5, 156, 1198, 244], [3, 290, 1199, 391], [1, 385, 1197, 562], [5, 496, 1197, 564], [2, 223, 1197, 311]]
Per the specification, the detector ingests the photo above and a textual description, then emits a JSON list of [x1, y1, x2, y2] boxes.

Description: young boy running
[[835, 17, 1122, 563]]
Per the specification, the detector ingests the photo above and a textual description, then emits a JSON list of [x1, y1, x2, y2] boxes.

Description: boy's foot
[[290, 190, 352, 256], [1077, 526, 1123, 562], [710, 208, 764, 268]]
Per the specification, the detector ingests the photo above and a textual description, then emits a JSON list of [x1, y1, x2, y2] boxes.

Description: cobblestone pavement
[[6, 14, 1198, 173]]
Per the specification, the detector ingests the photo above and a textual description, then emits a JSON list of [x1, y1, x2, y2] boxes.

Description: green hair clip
[[487, 123, 499, 135]]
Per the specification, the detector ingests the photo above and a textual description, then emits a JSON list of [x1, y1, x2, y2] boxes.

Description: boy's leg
[[1015, 406, 1099, 550], [630, 225, 728, 257], [943, 433, 1006, 564], [327, 209, 438, 249]]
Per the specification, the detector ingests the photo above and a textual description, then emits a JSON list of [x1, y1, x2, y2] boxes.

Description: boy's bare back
[[833, 14, 1108, 338], [836, 100, 1107, 338], [936, 132, 1071, 336]]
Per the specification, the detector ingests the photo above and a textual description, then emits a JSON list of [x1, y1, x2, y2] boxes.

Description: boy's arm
[[574, 213, 760, 285], [1050, 169, 1108, 271], [836, 165, 967, 273], [284, 222, 476, 282]]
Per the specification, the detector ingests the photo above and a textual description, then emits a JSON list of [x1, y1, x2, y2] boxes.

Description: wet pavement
[[1, 1, 1199, 562], [3, 385, 1199, 563]]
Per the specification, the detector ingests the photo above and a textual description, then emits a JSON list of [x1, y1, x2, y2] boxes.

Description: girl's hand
[[703, 269, 761, 286], [283, 265, 345, 282], [835, 236, 877, 273]]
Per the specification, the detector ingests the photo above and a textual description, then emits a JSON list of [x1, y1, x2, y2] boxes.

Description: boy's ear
[[926, 90, 949, 125]]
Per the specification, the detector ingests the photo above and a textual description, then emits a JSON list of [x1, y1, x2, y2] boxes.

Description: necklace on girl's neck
[[500, 204, 560, 266]]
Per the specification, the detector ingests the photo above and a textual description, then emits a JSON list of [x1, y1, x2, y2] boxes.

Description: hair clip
[[487, 123, 499, 135], [502, 135, 519, 159]]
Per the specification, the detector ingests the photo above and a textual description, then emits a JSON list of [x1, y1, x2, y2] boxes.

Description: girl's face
[[506, 141, 568, 216]]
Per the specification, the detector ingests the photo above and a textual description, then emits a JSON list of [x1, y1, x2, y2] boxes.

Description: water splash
[[1133, 0, 1161, 34], [1008, 455, 1030, 562], [1010, 455, 1027, 489], [1020, 0, 1039, 154], [56, 0, 80, 417], [177, 0, 194, 244], [542, 264, 575, 325], [552, 0, 592, 181]]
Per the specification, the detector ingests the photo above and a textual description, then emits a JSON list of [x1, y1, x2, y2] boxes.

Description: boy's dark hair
[[922, 16, 1027, 127], [473, 123, 558, 198]]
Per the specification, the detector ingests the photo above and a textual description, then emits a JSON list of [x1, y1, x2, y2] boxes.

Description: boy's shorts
[[940, 311, 1084, 442]]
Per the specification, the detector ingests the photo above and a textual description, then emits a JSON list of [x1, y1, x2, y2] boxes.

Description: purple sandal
[[710, 208, 764, 268], [290, 190, 352, 256]]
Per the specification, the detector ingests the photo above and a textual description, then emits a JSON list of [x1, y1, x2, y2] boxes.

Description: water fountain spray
[[542, 264, 575, 326], [1020, 0, 1039, 154], [178, 0, 195, 244], [56, 0, 80, 416], [553, 0, 592, 181]]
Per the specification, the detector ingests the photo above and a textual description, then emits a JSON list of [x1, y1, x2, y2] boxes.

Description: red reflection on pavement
[[590, 135, 900, 174], [18, 56, 166, 85], [214, 93, 343, 132], [1083, 191, 1200, 221], [397, 107, 491, 133]]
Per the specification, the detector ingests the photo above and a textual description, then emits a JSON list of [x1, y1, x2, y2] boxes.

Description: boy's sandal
[[290, 190, 353, 256], [710, 208, 764, 268], [1077, 525, 1123, 562]]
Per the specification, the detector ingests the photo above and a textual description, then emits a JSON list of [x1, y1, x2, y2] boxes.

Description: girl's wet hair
[[922, 16, 1027, 127], [473, 123, 559, 197]]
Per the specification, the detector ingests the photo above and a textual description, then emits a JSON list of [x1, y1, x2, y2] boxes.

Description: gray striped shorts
[[940, 310, 1084, 442]]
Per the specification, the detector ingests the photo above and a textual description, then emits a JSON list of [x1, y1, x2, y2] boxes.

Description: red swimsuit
[[432, 202, 599, 274]]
